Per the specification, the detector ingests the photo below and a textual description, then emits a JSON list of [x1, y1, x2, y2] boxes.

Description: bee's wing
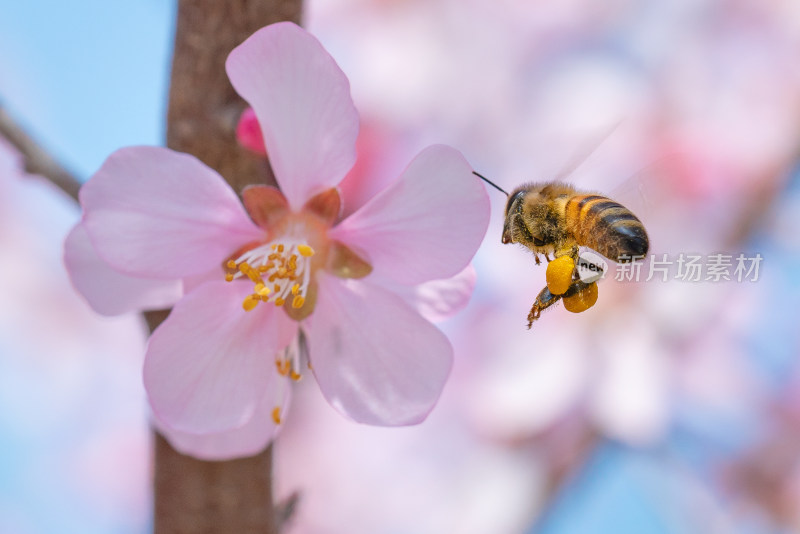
[[606, 153, 727, 260], [551, 120, 622, 183], [606, 157, 672, 221]]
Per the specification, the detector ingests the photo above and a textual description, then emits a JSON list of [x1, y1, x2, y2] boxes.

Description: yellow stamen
[[275, 359, 290, 376], [289, 370, 302, 381], [297, 244, 314, 257], [242, 295, 259, 312], [228, 241, 315, 315], [271, 407, 281, 425]]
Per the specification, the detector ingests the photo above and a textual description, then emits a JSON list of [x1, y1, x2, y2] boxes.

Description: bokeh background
[[2, 1, 800, 533]]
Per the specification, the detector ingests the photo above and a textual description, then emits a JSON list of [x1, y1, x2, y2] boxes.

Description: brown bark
[[152, 1, 302, 533]]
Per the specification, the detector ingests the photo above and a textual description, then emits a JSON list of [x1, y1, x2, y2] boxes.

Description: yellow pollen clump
[[546, 256, 576, 295], [226, 242, 315, 313], [271, 407, 282, 425], [563, 282, 599, 313], [289, 370, 302, 382]]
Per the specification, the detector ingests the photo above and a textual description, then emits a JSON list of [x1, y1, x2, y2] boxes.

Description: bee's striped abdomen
[[565, 194, 649, 262]]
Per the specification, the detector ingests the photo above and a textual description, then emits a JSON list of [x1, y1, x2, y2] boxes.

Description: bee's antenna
[[472, 171, 509, 196]]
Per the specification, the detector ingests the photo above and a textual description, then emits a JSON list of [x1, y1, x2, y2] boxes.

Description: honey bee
[[474, 172, 649, 328]]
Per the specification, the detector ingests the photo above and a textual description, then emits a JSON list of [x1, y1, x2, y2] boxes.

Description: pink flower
[[64, 22, 489, 459]]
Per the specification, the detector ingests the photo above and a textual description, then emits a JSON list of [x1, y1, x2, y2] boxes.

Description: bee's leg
[[554, 245, 580, 261], [527, 286, 562, 329], [544, 252, 552, 262], [534, 254, 541, 265]]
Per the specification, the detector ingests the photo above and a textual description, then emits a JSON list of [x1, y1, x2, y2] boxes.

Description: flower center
[[225, 240, 315, 312]]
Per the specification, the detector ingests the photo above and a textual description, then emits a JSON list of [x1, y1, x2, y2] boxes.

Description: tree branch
[[150, 1, 302, 533], [0, 107, 81, 202]]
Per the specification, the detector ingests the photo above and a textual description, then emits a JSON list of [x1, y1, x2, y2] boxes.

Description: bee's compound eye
[[506, 190, 526, 214]]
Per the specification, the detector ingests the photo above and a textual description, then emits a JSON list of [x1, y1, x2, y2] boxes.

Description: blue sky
[[0, 0, 174, 180]]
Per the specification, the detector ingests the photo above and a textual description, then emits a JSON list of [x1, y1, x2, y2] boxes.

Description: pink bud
[[236, 107, 267, 156]]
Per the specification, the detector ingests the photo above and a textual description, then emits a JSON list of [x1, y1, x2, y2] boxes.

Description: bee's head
[[502, 184, 543, 244]]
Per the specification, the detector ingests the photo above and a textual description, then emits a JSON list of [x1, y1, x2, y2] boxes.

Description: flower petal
[[80, 146, 263, 279], [153, 381, 290, 461], [374, 264, 477, 323], [225, 22, 359, 209], [306, 273, 453, 426], [144, 280, 298, 434], [330, 145, 490, 285], [64, 223, 183, 316]]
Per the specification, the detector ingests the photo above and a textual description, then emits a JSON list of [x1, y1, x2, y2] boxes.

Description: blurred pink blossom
[[275, 378, 540, 534], [0, 138, 150, 532]]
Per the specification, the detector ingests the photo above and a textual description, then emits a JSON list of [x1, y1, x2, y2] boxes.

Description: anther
[[271, 407, 282, 425], [290, 370, 302, 381], [242, 295, 259, 312], [297, 244, 314, 257], [274, 297, 285, 307], [275, 359, 290, 376], [292, 295, 305, 309], [224, 273, 234, 282], [226, 260, 237, 269]]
